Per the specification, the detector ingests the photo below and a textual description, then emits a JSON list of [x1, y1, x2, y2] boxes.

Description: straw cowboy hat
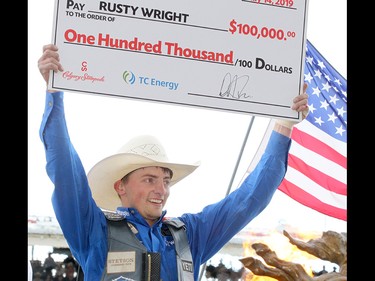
[[88, 135, 200, 211]]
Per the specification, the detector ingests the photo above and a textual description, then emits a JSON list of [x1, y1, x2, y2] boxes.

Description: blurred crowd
[[29, 252, 83, 281]]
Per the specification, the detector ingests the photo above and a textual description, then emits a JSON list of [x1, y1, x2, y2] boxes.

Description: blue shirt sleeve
[[180, 130, 291, 269], [39, 91, 108, 280]]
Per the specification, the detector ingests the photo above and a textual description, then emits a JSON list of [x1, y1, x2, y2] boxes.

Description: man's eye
[[145, 178, 155, 184]]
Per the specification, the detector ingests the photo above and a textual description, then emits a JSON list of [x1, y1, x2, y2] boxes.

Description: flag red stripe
[[279, 179, 347, 221], [287, 154, 347, 195], [291, 127, 347, 169]]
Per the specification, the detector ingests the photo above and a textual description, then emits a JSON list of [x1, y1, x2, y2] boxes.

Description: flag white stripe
[[289, 141, 347, 184], [284, 167, 347, 209], [295, 121, 347, 157]]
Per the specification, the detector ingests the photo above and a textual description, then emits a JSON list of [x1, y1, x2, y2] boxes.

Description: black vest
[[100, 211, 194, 281]]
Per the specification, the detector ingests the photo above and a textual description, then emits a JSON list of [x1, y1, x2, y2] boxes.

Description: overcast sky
[[28, 0, 347, 234]]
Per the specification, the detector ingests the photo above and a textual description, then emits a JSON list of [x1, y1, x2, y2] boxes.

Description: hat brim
[[87, 153, 200, 211]]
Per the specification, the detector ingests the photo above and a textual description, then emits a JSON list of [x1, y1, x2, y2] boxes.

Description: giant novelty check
[[49, 0, 308, 120]]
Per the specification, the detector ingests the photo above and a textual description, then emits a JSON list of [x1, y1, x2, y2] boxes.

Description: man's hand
[[276, 83, 309, 129], [38, 44, 64, 87]]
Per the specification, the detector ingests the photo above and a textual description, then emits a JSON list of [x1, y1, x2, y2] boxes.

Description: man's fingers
[[42, 44, 59, 52], [291, 93, 308, 111]]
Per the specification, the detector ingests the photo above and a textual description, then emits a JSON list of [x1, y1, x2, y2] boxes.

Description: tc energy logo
[[122, 70, 179, 91], [122, 71, 136, 84]]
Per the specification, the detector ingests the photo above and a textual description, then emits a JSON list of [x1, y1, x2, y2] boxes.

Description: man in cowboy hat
[[37, 44, 309, 281]]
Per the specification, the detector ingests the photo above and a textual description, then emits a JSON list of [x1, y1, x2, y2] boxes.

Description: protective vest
[[100, 211, 194, 281]]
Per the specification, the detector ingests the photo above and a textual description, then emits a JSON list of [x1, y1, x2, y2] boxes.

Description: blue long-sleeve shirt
[[39, 91, 291, 281]]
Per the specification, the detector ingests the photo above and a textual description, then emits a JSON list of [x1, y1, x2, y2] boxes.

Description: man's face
[[120, 166, 171, 225]]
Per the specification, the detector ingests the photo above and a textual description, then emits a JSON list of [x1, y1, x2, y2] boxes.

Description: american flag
[[278, 39, 347, 221]]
